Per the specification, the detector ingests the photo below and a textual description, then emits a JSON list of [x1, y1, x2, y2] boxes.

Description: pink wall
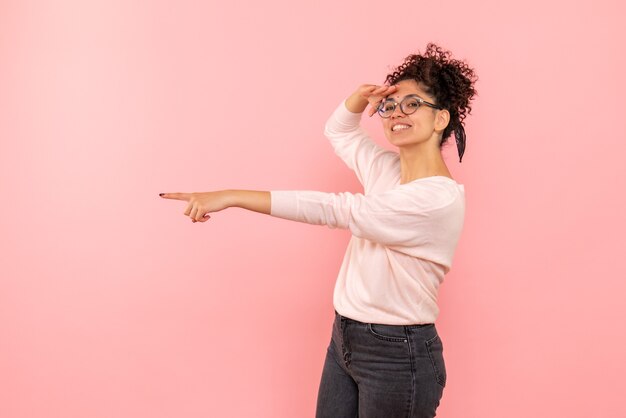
[[1, 0, 625, 417]]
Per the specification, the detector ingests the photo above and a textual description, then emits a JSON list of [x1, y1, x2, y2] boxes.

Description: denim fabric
[[315, 310, 446, 418]]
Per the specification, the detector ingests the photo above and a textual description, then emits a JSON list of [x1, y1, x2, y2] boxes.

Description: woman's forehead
[[389, 80, 429, 100]]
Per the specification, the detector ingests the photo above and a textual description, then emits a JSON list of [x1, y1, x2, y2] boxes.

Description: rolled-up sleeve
[[270, 187, 456, 248]]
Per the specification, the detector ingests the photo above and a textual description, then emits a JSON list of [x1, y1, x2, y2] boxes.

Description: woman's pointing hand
[[159, 191, 231, 223]]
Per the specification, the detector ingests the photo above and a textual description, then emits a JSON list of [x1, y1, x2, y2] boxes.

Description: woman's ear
[[435, 109, 450, 132]]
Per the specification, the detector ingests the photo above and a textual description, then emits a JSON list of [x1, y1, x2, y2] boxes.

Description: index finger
[[159, 192, 192, 200]]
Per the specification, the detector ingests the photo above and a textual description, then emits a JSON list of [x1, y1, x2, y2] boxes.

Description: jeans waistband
[[334, 310, 433, 328]]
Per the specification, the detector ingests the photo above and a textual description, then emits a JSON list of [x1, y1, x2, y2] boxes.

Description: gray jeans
[[315, 310, 446, 418]]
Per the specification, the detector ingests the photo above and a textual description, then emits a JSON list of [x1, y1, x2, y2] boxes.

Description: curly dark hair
[[384, 43, 478, 162]]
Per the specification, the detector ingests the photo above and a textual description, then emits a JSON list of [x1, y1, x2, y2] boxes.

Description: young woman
[[160, 42, 478, 417]]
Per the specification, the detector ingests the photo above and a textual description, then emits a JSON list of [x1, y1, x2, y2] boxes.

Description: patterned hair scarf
[[455, 124, 466, 163]]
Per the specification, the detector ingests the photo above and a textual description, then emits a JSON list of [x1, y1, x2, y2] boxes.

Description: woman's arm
[[323, 84, 399, 191], [159, 190, 270, 223], [226, 190, 271, 215]]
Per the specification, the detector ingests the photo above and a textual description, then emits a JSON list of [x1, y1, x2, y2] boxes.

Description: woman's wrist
[[224, 189, 271, 215], [345, 92, 369, 114]]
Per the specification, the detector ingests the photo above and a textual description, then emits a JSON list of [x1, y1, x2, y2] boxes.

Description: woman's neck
[[398, 143, 452, 184]]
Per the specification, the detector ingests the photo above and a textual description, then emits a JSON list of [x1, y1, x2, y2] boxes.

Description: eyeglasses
[[376, 94, 443, 118]]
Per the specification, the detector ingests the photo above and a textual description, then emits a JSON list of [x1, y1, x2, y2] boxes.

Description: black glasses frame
[[376, 94, 443, 118]]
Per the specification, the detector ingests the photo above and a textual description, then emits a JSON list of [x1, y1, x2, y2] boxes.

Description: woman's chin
[[387, 136, 431, 150], [387, 135, 413, 146]]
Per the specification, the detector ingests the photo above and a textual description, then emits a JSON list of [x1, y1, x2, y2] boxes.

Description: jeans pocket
[[366, 323, 408, 343], [425, 334, 447, 387]]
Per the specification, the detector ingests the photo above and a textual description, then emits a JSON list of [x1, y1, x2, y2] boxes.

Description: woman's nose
[[391, 105, 404, 117]]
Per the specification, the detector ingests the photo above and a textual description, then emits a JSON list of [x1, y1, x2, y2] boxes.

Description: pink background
[[1, 0, 625, 417]]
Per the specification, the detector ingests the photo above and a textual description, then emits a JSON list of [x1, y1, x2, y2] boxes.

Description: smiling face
[[381, 79, 449, 149]]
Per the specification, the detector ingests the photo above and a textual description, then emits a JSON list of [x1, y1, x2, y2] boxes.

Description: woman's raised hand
[[159, 191, 231, 223], [347, 84, 398, 117]]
